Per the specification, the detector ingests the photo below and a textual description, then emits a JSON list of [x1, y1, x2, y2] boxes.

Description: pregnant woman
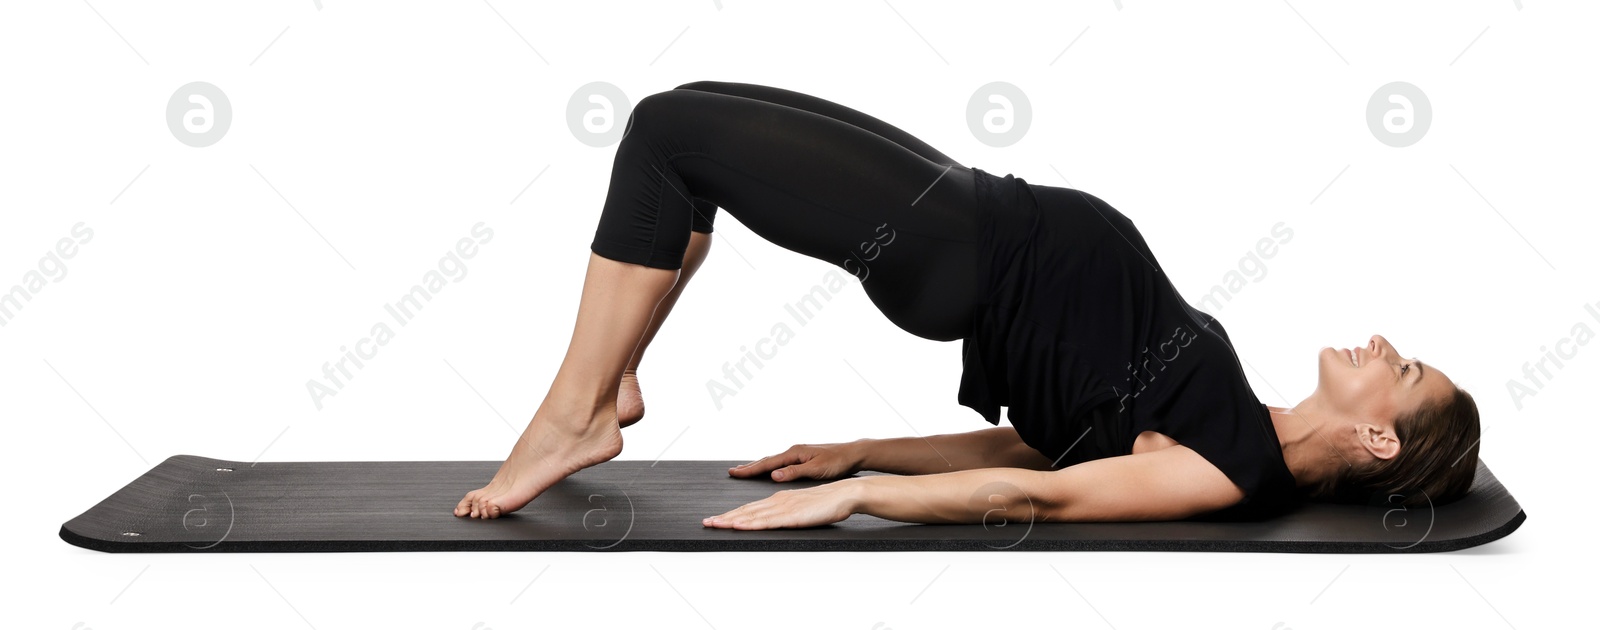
[[453, 81, 1482, 528]]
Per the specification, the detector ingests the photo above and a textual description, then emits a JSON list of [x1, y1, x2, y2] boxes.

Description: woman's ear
[[1354, 423, 1401, 461]]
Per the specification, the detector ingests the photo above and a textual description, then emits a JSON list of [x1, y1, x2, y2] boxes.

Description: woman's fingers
[[727, 443, 853, 482], [771, 463, 814, 481], [704, 485, 851, 530], [727, 447, 805, 478], [727, 453, 784, 477], [704, 493, 783, 529]]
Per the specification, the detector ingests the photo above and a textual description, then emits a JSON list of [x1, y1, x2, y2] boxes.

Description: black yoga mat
[[60, 454, 1524, 553]]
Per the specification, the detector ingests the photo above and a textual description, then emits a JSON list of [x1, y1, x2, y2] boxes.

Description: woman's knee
[[633, 89, 697, 120], [623, 89, 703, 143]]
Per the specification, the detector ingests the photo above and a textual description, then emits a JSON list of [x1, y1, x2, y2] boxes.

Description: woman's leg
[[455, 253, 678, 519], [618, 80, 964, 426], [591, 87, 979, 340], [458, 87, 979, 518], [672, 80, 965, 168], [617, 229, 710, 428]]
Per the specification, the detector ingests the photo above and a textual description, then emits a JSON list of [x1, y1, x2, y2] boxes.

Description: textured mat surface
[[61, 455, 1524, 553]]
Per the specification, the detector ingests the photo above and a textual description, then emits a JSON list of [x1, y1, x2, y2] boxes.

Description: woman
[[454, 81, 1482, 528]]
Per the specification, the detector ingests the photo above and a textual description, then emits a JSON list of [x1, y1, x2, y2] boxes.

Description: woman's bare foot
[[453, 407, 624, 519], [617, 369, 644, 428]]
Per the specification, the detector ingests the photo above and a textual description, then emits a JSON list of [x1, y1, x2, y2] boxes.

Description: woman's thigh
[[593, 88, 978, 341], [671, 80, 965, 168]]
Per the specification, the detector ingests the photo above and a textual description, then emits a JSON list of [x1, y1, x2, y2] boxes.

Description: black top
[[958, 167, 1302, 521]]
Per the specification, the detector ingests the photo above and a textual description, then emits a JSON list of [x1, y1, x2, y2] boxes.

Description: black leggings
[[590, 81, 979, 342]]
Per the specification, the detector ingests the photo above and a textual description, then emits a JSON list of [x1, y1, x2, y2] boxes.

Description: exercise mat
[[60, 455, 1524, 553]]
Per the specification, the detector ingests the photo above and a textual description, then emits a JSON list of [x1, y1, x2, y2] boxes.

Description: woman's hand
[[726, 440, 868, 482], [702, 479, 863, 530]]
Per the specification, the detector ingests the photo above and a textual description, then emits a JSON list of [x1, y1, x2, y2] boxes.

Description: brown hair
[[1308, 387, 1482, 506]]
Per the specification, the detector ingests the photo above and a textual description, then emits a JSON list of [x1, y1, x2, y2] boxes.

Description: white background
[[4, 1, 1590, 628]]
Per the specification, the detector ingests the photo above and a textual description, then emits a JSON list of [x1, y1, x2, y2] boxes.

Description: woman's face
[[1316, 334, 1455, 426]]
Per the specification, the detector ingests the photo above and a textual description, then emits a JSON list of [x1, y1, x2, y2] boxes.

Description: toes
[[456, 488, 512, 519]]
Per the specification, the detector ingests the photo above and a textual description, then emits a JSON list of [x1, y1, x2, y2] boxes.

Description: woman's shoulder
[[1153, 400, 1302, 521]]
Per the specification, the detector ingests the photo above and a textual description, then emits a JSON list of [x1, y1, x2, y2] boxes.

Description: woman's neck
[[1266, 403, 1351, 489]]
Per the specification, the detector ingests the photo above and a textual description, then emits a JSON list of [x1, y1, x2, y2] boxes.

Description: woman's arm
[[863, 445, 1247, 523], [859, 427, 1057, 474], [704, 445, 1246, 529], [727, 427, 1057, 483]]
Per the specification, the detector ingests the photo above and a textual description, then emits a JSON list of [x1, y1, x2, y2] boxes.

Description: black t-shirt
[[957, 167, 1301, 521]]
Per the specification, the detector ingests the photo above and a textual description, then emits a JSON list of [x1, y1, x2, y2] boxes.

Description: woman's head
[[1305, 334, 1482, 505]]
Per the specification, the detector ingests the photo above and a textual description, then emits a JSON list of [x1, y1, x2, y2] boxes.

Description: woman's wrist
[[841, 475, 878, 515], [843, 437, 875, 473]]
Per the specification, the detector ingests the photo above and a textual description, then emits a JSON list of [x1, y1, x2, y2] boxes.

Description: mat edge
[[59, 509, 1525, 554]]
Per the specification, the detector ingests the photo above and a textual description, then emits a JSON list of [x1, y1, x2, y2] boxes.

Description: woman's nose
[[1369, 334, 1394, 356]]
